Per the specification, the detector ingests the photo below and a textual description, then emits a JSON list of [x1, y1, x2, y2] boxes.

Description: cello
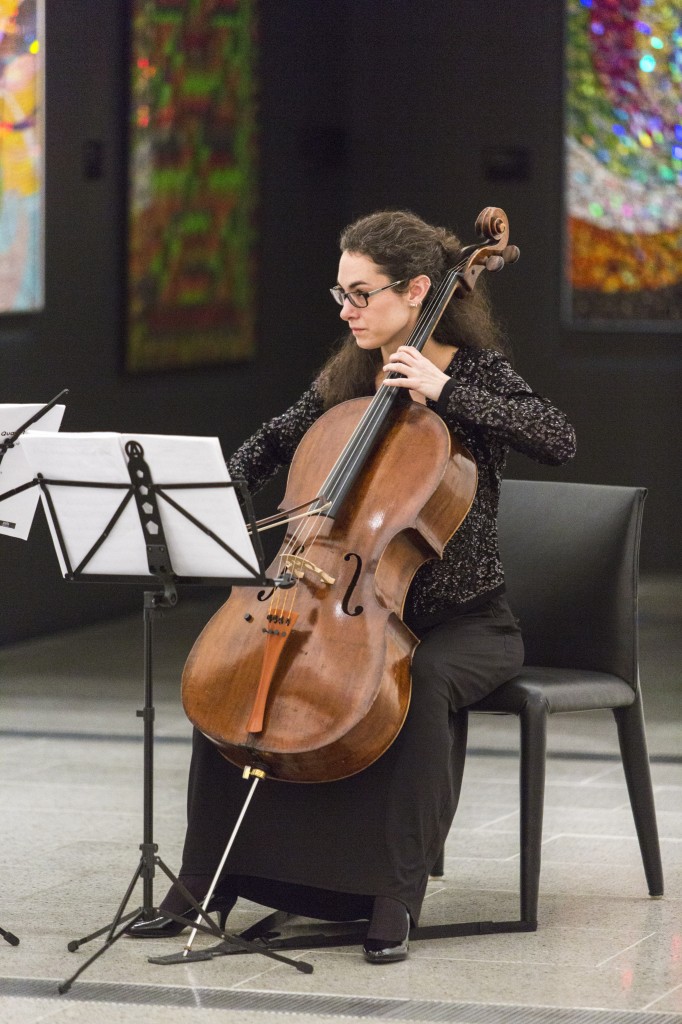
[[181, 207, 519, 785]]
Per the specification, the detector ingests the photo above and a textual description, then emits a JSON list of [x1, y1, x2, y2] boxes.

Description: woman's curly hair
[[317, 209, 509, 408]]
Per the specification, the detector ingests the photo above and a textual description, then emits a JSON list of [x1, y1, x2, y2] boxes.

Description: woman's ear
[[407, 274, 431, 306]]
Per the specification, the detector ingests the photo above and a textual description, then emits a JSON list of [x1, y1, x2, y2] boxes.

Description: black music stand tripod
[[14, 436, 313, 992]]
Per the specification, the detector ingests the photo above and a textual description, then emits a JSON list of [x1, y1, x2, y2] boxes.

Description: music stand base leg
[[65, 853, 147, 954], [59, 913, 143, 994], [0, 926, 20, 946]]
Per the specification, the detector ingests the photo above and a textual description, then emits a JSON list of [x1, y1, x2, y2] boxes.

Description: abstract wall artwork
[[564, 0, 682, 329], [0, 0, 43, 313], [126, 0, 257, 372]]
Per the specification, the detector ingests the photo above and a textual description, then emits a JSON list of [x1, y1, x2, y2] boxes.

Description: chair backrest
[[498, 480, 645, 688]]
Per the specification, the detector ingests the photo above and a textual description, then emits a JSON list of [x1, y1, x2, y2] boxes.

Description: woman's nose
[[339, 296, 356, 320]]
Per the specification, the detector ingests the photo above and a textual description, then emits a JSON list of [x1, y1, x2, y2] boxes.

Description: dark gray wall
[[1, 1, 679, 644]]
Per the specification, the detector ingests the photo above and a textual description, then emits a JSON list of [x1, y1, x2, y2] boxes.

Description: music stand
[[13, 430, 312, 991], [0, 389, 67, 539], [0, 390, 69, 950]]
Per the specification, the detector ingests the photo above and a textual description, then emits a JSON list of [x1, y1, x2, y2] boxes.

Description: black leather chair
[[431, 479, 664, 930]]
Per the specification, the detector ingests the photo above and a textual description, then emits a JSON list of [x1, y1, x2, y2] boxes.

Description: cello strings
[[319, 261, 466, 510], [253, 501, 331, 534], [270, 501, 329, 626], [252, 497, 329, 531], [267, 262, 469, 625], [265, 245, 486, 624], [265, 284, 439, 619], [267, 483, 333, 624], [320, 261, 467, 503]]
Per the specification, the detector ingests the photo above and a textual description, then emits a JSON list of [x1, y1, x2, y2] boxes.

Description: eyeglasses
[[329, 280, 405, 308]]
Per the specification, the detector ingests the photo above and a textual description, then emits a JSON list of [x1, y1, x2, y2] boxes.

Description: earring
[[409, 301, 421, 308]]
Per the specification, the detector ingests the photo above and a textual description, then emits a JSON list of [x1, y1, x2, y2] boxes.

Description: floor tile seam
[[641, 982, 682, 1012], [537, 831, 681, 844], [402, 942, 665, 965], [579, 766, 625, 785], [464, 783, 670, 797], [472, 826, 682, 843], [456, 823, 682, 840], [545, 781, 682, 792], [413, 923, 665, 942], [448, 826, 531, 837], [422, 885, 448, 899], [0, 730, 190, 745], [613, 801, 682, 813], [393, 951, 579, 966], [471, 811, 518, 832], [594, 931, 659, 967], [438, 853, 522, 863], [422, 885, 519, 895], [467, 750, 682, 766]]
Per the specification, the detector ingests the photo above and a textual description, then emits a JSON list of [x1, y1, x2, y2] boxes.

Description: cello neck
[[317, 266, 463, 519]]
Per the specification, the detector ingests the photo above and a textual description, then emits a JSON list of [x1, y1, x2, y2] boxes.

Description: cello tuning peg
[[485, 254, 505, 272], [502, 245, 520, 264]]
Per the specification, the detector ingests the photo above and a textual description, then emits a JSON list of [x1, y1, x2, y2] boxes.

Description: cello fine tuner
[[262, 612, 292, 637], [283, 555, 336, 586], [267, 612, 291, 625], [275, 571, 297, 590]]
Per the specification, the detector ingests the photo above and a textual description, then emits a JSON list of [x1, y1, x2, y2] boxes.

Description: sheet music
[[0, 404, 66, 540], [19, 431, 260, 579]]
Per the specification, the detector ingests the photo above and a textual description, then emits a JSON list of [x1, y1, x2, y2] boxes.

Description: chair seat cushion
[[469, 666, 636, 715]]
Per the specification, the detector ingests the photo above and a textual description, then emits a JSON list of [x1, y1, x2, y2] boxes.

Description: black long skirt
[[176, 593, 524, 925]]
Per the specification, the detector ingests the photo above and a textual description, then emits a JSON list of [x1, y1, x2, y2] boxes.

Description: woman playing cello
[[129, 209, 576, 962]]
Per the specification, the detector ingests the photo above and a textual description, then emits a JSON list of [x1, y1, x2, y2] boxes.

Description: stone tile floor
[[0, 577, 680, 1023]]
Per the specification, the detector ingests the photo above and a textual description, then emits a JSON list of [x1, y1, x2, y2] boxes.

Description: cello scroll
[[454, 206, 520, 292]]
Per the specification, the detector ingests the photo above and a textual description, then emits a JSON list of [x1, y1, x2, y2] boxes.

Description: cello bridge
[[283, 555, 336, 586]]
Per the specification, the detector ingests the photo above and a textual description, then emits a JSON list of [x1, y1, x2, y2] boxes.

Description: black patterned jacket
[[228, 346, 576, 630]]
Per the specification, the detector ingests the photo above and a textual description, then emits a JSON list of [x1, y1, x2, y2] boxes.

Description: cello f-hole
[[341, 552, 364, 617]]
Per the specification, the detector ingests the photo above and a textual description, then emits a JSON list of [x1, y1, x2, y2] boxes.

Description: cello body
[[181, 397, 477, 783]]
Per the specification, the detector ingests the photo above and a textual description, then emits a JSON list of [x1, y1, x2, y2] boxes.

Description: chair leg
[[613, 692, 664, 897], [518, 697, 547, 928]]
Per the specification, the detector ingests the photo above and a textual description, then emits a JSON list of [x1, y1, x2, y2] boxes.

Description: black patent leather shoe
[[362, 934, 409, 963], [127, 902, 229, 939], [363, 905, 410, 964]]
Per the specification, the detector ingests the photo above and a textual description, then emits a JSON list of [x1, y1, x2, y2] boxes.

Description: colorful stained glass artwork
[[564, 0, 682, 327], [126, 0, 257, 372], [0, 0, 43, 313]]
